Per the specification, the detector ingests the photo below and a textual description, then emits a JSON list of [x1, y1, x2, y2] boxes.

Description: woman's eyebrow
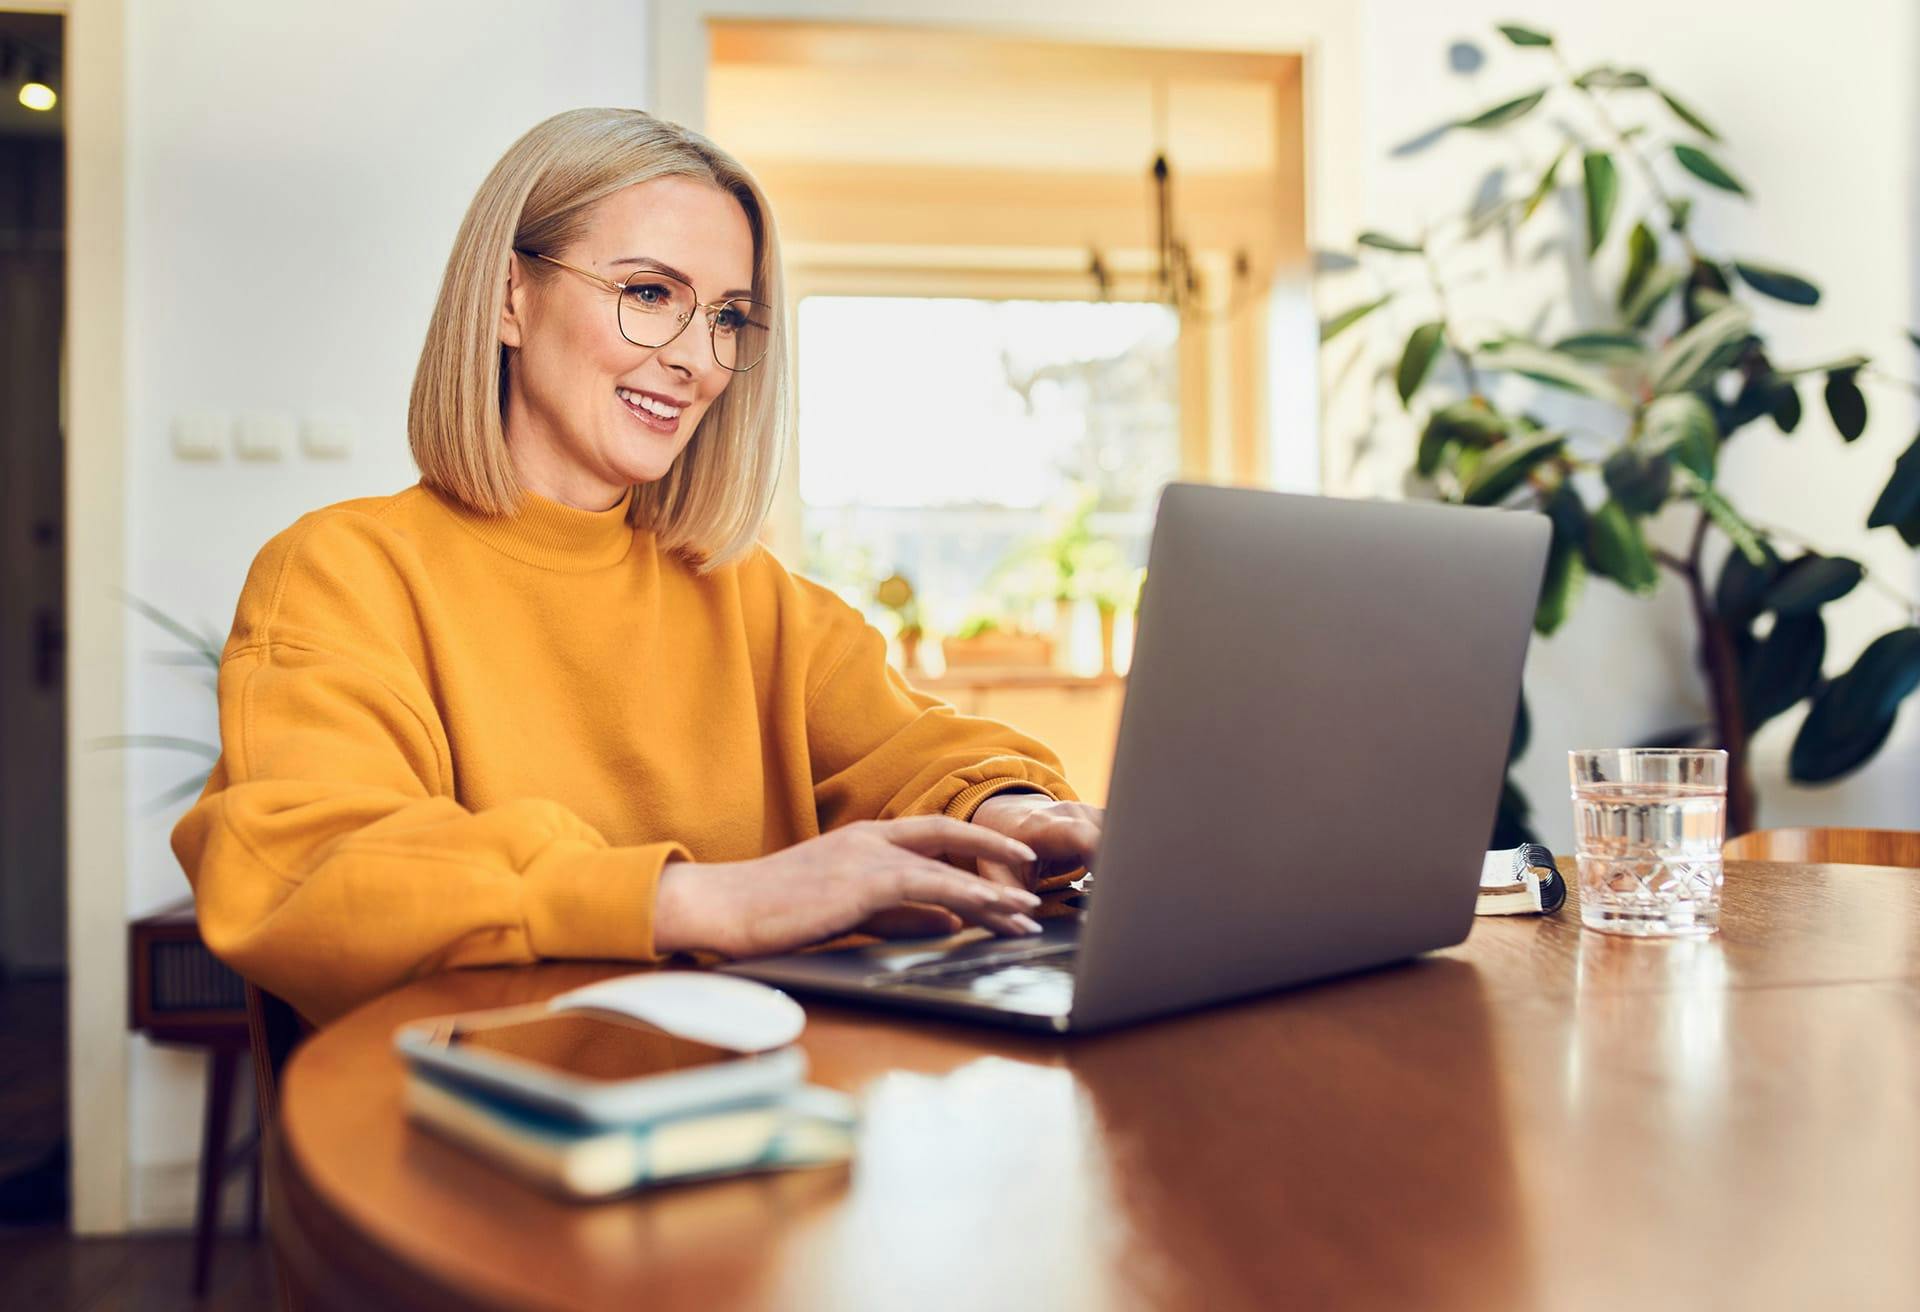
[[609, 256, 754, 301]]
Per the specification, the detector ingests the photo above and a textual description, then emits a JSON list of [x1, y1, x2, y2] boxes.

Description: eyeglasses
[[515, 249, 772, 373]]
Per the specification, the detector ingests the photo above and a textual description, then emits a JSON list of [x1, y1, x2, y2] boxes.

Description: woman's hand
[[969, 793, 1104, 891], [653, 817, 1047, 959]]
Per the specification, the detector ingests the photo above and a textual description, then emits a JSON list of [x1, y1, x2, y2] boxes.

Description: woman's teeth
[[617, 387, 681, 420]]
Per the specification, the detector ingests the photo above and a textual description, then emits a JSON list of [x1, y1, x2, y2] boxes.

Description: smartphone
[[394, 1004, 808, 1126]]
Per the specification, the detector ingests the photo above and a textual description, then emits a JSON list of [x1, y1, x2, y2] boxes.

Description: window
[[797, 295, 1180, 654]]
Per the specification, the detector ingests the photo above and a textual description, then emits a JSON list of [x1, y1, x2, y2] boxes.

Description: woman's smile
[[616, 385, 685, 435]]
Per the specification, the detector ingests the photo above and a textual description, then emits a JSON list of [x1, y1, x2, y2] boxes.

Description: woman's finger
[[975, 855, 1034, 891], [896, 859, 1040, 917], [876, 816, 1038, 868], [1023, 813, 1102, 861]]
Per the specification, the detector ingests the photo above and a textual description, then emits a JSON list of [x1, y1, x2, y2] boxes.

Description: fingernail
[[1006, 888, 1041, 908], [1013, 914, 1042, 934], [1010, 842, 1038, 862]]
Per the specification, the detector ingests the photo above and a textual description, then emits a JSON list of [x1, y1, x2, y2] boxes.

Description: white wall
[[1355, 0, 1920, 847], [117, 0, 652, 1229]]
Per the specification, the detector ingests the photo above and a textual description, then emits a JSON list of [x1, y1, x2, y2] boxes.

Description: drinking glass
[[1569, 748, 1727, 936]]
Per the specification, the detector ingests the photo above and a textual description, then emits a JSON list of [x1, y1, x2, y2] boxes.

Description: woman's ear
[[498, 251, 527, 350]]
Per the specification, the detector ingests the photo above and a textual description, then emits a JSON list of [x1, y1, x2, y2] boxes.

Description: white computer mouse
[[547, 971, 807, 1053]]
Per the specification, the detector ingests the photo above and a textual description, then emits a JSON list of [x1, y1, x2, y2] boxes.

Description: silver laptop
[[720, 483, 1550, 1033]]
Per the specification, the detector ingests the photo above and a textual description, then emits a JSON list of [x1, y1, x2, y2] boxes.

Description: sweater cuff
[[522, 839, 689, 961], [944, 779, 1058, 822]]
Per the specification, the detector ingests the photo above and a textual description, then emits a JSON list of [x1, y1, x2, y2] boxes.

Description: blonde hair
[[408, 107, 789, 570]]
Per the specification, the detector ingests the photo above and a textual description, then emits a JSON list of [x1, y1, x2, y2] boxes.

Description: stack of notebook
[[402, 1064, 857, 1200], [394, 973, 857, 1201]]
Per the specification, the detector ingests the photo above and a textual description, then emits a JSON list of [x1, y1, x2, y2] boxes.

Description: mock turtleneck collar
[[435, 482, 639, 571]]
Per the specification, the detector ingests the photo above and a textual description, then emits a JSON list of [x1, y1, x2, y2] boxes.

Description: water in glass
[[1572, 781, 1725, 935]]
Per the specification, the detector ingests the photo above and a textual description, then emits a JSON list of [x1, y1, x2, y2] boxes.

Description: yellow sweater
[[170, 482, 1075, 1024]]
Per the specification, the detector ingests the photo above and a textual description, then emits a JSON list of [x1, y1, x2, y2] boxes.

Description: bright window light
[[798, 296, 1180, 636]]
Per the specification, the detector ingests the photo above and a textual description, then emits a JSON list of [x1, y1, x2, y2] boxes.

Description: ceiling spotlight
[[19, 55, 56, 112]]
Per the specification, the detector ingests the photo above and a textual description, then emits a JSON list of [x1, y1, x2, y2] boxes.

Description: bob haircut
[[408, 107, 789, 570]]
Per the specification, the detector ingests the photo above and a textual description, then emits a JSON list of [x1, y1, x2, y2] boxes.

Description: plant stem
[[1419, 243, 1481, 395], [1671, 508, 1757, 834], [1550, 48, 1700, 262], [1860, 365, 1920, 397]]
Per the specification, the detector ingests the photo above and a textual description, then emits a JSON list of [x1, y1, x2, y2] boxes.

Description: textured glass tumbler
[[1570, 748, 1727, 936]]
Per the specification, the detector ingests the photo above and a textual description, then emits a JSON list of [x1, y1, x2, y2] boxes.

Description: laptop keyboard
[[877, 943, 1078, 1013]]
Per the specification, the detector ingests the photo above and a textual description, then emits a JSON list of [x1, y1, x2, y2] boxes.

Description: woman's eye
[[712, 306, 747, 334], [622, 282, 673, 308]]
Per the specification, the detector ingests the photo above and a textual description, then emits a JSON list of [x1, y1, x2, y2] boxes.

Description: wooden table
[[269, 860, 1920, 1310]]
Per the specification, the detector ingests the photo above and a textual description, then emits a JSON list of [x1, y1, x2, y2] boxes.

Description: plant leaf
[[1582, 152, 1618, 254], [1553, 330, 1647, 364], [109, 588, 221, 668], [1477, 340, 1634, 406], [1397, 322, 1446, 405], [142, 771, 217, 816], [1674, 144, 1748, 195], [1522, 146, 1568, 222], [1624, 265, 1686, 328], [1674, 470, 1766, 565], [1770, 382, 1803, 433], [1603, 448, 1674, 515], [1461, 431, 1567, 506], [1645, 393, 1720, 480], [1657, 87, 1720, 141], [1742, 614, 1826, 729], [1574, 66, 1650, 89], [1867, 431, 1920, 529], [1418, 399, 1509, 477], [1358, 231, 1424, 253], [1458, 88, 1550, 130], [1499, 24, 1554, 47], [89, 733, 221, 758], [1790, 627, 1920, 782], [1321, 294, 1393, 342], [1535, 487, 1588, 636], [1732, 261, 1821, 307], [1464, 166, 1513, 236], [1619, 221, 1657, 312], [1651, 304, 1753, 395], [1715, 537, 1781, 623], [1824, 368, 1868, 440], [1587, 500, 1660, 594], [1765, 554, 1864, 616]]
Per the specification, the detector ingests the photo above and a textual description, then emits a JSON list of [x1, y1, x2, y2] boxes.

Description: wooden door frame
[[8, 0, 129, 1235]]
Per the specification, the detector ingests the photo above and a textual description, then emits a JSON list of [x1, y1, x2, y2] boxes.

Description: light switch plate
[[234, 414, 294, 461], [300, 415, 356, 460], [170, 413, 228, 461]]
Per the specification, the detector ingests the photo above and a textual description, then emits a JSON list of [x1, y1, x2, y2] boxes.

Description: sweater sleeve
[[170, 519, 687, 1025], [802, 594, 1079, 829]]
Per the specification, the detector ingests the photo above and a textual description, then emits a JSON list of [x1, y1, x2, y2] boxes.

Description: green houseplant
[[1322, 22, 1920, 840]]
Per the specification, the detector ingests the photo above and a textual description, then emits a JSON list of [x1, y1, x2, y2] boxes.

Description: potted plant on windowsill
[[874, 572, 924, 674], [940, 615, 1055, 672]]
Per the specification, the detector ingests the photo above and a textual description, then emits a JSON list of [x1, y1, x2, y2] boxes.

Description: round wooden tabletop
[[270, 860, 1920, 1310]]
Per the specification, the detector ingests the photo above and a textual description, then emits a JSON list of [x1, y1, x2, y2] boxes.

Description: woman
[[171, 108, 1103, 1025]]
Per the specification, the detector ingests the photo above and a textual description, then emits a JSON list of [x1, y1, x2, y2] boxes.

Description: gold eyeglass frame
[[515, 249, 771, 373]]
